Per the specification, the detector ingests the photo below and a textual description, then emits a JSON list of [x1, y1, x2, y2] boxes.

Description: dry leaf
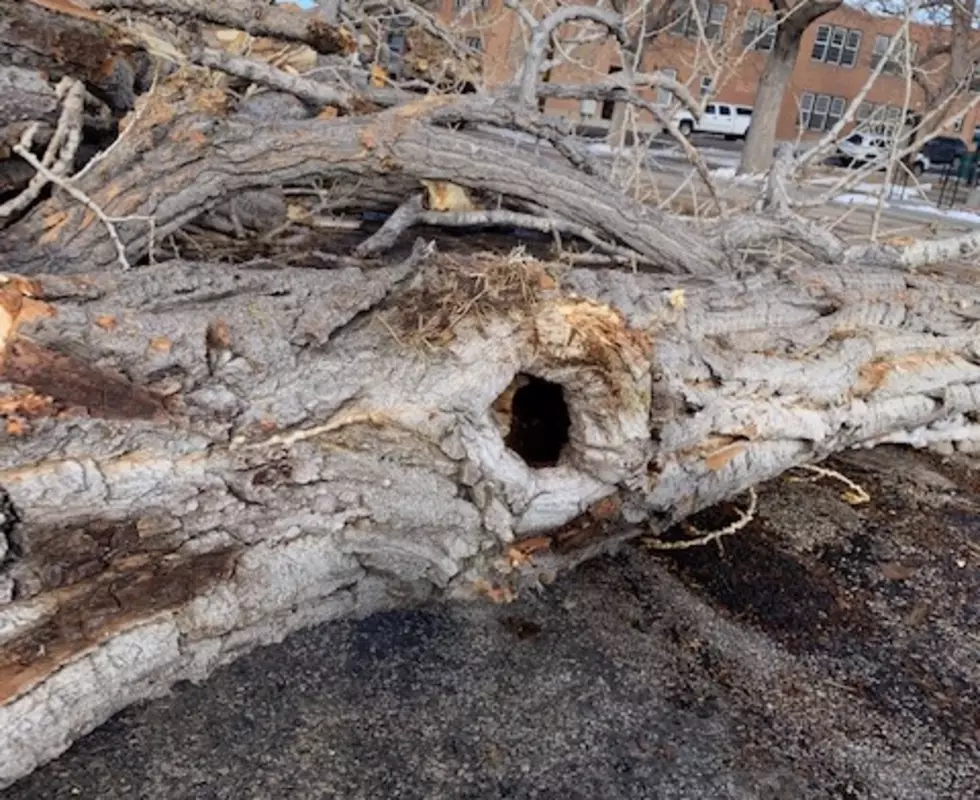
[[588, 494, 622, 520], [370, 64, 388, 87], [207, 319, 232, 349], [95, 315, 118, 331], [668, 288, 686, 309], [420, 180, 478, 212]]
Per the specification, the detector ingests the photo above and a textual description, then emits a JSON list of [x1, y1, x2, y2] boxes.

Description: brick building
[[431, 0, 980, 145]]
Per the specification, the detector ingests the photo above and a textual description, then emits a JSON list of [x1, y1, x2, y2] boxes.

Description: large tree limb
[[90, 0, 355, 55], [0, 102, 723, 275], [2, 252, 980, 787]]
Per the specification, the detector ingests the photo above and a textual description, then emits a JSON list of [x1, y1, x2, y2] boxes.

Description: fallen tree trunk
[[3, 244, 980, 786], [3, 0, 980, 789]]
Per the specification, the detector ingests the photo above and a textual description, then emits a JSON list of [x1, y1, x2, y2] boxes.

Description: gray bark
[[2, 249, 980, 787], [3, 0, 980, 788]]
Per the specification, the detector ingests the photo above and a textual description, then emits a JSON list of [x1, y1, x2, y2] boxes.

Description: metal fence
[[937, 154, 980, 209]]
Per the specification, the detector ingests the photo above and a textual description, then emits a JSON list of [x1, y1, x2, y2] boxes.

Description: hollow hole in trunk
[[498, 374, 571, 468]]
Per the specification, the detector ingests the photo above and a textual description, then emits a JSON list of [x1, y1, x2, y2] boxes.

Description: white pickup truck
[[674, 103, 753, 139]]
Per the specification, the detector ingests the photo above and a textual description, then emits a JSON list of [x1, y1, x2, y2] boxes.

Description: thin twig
[[643, 487, 758, 551], [0, 78, 86, 221], [12, 145, 148, 271]]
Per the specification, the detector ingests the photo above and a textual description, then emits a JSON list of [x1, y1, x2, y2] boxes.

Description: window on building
[[743, 10, 776, 51], [700, 75, 714, 98], [465, 36, 482, 52], [705, 2, 728, 40], [873, 33, 917, 74], [811, 94, 831, 129], [857, 101, 872, 121], [656, 68, 678, 106], [799, 92, 814, 128], [828, 96, 846, 129], [798, 92, 847, 131], [812, 25, 861, 67], [454, 0, 489, 9], [580, 99, 598, 121], [970, 62, 980, 92], [601, 66, 622, 120], [671, 1, 728, 41], [842, 30, 862, 67]]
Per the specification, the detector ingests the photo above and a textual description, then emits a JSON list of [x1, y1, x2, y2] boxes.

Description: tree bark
[[3, 248, 980, 787], [4, 0, 980, 789], [1, 0, 152, 115]]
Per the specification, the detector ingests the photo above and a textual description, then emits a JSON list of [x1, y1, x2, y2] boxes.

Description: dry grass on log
[[380, 249, 555, 349]]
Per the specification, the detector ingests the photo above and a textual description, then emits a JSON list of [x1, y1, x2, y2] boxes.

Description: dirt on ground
[[6, 445, 979, 799]]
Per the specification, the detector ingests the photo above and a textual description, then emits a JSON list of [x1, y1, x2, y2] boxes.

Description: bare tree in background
[[739, 0, 843, 174], [2, 0, 980, 789]]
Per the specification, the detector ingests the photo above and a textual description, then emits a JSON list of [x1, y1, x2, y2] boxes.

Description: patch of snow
[[809, 177, 932, 198], [832, 193, 980, 225], [900, 204, 980, 225], [833, 193, 884, 207], [710, 166, 764, 184]]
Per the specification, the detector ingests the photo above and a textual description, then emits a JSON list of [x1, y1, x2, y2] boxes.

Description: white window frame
[[673, 1, 728, 40], [810, 94, 831, 130], [700, 75, 714, 98], [799, 92, 814, 129], [813, 25, 860, 66], [828, 97, 846, 129], [799, 92, 846, 131], [811, 25, 831, 62], [874, 33, 917, 74], [841, 30, 862, 67]]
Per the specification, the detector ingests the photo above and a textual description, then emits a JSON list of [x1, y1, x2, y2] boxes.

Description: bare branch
[[507, 2, 630, 108], [0, 79, 85, 222], [90, 0, 354, 55]]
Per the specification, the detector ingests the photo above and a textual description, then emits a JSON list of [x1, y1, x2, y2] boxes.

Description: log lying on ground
[[3, 0, 980, 787], [2, 245, 980, 786]]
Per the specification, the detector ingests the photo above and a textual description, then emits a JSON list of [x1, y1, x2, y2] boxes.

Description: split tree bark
[[3, 0, 980, 789]]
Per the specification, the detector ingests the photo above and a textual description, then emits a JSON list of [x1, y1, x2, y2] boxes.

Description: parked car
[[920, 135, 969, 168], [674, 103, 753, 140], [836, 132, 930, 175]]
